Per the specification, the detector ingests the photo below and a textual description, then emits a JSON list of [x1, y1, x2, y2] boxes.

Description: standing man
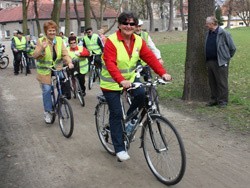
[[82, 27, 104, 69], [59, 31, 68, 47], [11, 30, 30, 75], [205, 16, 236, 108]]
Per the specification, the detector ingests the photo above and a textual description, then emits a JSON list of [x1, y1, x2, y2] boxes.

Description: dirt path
[[0, 42, 249, 188]]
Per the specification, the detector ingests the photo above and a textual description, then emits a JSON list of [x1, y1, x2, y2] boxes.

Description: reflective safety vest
[[100, 33, 142, 91], [83, 33, 102, 54], [36, 36, 63, 75], [139, 31, 149, 66], [67, 46, 89, 74], [27, 41, 36, 56], [14, 36, 26, 51]]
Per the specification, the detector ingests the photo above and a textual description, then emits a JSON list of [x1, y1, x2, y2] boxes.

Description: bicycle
[[88, 54, 101, 90], [0, 44, 9, 69], [67, 61, 85, 107], [95, 72, 186, 185], [49, 66, 74, 138]]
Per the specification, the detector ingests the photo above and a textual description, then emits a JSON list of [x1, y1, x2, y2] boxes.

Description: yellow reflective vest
[[36, 36, 63, 75], [139, 31, 149, 66], [67, 46, 89, 74], [100, 33, 142, 91], [83, 33, 102, 55], [13, 36, 26, 51]]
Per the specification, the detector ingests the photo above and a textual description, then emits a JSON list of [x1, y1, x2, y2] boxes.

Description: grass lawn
[[149, 27, 250, 132]]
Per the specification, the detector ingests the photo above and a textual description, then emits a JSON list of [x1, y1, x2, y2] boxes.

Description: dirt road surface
[[0, 41, 249, 188]]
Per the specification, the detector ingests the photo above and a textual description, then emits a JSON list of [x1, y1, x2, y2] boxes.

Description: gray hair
[[206, 16, 218, 25]]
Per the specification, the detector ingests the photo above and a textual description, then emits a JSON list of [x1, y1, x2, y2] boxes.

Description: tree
[[65, 0, 70, 36], [233, 0, 250, 26], [84, 0, 91, 29], [73, 0, 82, 35], [146, 0, 154, 31], [179, 0, 186, 30], [182, 0, 214, 101], [22, 0, 31, 35], [223, 0, 234, 28], [34, 0, 42, 35], [215, 5, 224, 25], [168, 0, 174, 31], [51, 0, 63, 27]]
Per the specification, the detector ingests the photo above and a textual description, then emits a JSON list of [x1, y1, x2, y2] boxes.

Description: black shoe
[[206, 101, 218, 107], [27, 70, 31, 74], [218, 103, 227, 108], [14, 72, 19, 75]]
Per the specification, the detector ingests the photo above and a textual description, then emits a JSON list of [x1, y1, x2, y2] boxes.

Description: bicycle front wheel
[[142, 114, 186, 185], [58, 97, 74, 138], [75, 78, 85, 107], [0, 57, 9, 69], [88, 65, 95, 90], [95, 102, 115, 155]]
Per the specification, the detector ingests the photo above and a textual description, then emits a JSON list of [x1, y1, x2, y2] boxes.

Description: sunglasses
[[122, 22, 136, 26], [70, 42, 76, 44]]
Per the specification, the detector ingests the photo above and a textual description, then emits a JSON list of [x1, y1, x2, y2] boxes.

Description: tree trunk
[[65, 0, 70, 36], [180, 0, 186, 30], [182, 0, 214, 101], [34, 0, 41, 35], [84, 0, 91, 29], [51, 0, 63, 27], [146, 0, 154, 32], [22, 0, 30, 35], [73, 0, 81, 35], [168, 0, 174, 31]]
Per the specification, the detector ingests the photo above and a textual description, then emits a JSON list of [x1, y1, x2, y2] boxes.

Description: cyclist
[[26, 35, 36, 69], [33, 20, 74, 124], [82, 27, 104, 69], [135, 19, 164, 81], [67, 36, 90, 96], [59, 31, 69, 47], [11, 30, 31, 75], [100, 11, 172, 161]]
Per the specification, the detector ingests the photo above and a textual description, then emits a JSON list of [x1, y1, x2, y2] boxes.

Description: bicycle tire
[[95, 102, 115, 155], [0, 57, 9, 69], [75, 78, 85, 107], [50, 90, 56, 124], [58, 97, 74, 138], [22, 55, 27, 76], [88, 65, 95, 90], [20, 61, 23, 73], [69, 76, 76, 99], [150, 87, 160, 113], [142, 114, 186, 185]]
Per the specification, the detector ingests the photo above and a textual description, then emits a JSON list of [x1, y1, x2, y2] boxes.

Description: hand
[[74, 51, 80, 56], [120, 80, 132, 89], [13, 48, 18, 52], [158, 58, 164, 65], [68, 62, 74, 69], [162, 73, 172, 81], [42, 38, 47, 49]]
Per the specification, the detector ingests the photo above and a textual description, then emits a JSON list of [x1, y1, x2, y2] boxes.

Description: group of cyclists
[[11, 11, 172, 162]]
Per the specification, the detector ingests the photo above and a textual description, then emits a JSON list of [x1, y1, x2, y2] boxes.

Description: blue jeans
[[41, 84, 53, 112], [103, 82, 145, 153]]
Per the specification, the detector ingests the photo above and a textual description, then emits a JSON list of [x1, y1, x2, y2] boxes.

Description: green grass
[[150, 28, 250, 132]]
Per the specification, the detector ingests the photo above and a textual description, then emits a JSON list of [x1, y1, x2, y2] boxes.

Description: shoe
[[44, 111, 52, 124], [218, 103, 227, 108], [116, 151, 130, 162], [206, 101, 218, 107], [14, 72, 19, 75], [27, 70, 31, 74]]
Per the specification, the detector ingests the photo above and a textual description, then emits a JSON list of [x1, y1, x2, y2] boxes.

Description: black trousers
[[206, 60, 229, 104], [14, 51, 30, 73]]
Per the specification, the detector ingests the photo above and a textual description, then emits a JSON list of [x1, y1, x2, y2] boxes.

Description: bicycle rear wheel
[[75, 78, 85, 107], [0, 57, 9, 69], [95, 101, 115, 155], [88, 65, 95, 90], [69, 76, 76, 99], [142, 114, 186, 185], [58, 97, 74, 138]]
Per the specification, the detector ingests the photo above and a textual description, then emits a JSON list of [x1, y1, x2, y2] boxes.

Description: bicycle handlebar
[[47, 66, 69, 72]]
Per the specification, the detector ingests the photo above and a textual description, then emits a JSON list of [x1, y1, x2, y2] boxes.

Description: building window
[[81, 26, 85, 33], [239, 22, 244, 26], [6, 30, 10, 38]]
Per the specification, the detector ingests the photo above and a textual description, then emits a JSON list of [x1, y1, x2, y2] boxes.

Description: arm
[[226, 32, 236, 58], [61, 43, 73, 68], [97, 36, 104, 52], [147, 35, 161, 59], [32, 39, 45, 59]]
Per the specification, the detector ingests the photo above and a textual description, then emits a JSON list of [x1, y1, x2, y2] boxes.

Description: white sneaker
[[116, 151, 130, 162], [44, 112, 52, 124]]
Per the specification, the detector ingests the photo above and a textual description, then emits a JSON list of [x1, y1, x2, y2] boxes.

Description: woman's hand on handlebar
[[68, 62, 74, 69], [162, 73, 172, 81], [120, 80, 132, 89]]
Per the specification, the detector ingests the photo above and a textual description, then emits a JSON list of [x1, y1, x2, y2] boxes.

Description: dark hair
[[85, 27, 92, 32], [118, 11, 138, 25], [68, 36, 77, 44]]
